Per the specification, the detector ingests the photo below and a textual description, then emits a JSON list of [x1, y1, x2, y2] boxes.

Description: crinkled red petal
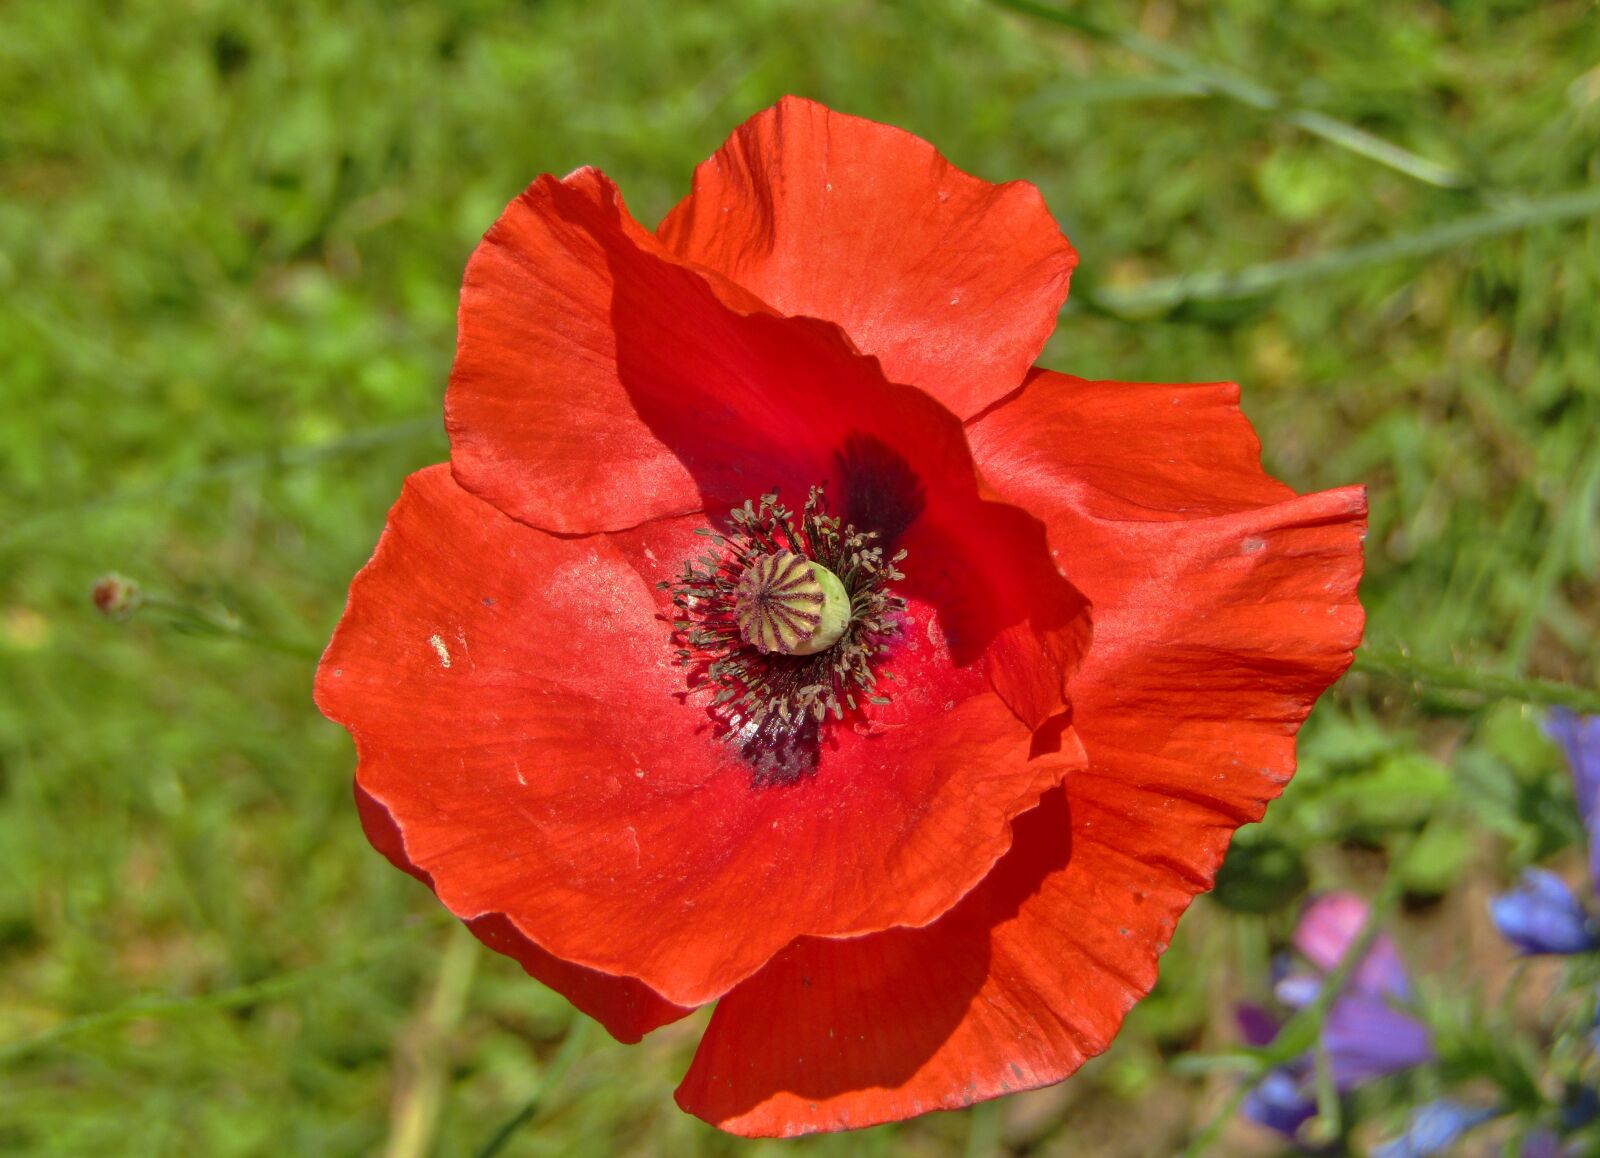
[[658, 96, 1078, 421], [354, 785, 691, 1043], [445, 169, 705, 534], [446, 166, 1086, 725], [315, 465, 1082, 1010], [675, 370, 1366, 1136]]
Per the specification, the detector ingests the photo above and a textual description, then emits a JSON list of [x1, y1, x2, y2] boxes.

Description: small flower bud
[[91, 574, 142, 621]]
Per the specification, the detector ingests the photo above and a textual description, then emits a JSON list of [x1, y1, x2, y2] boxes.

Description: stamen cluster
[[661, 486, 906, 782]]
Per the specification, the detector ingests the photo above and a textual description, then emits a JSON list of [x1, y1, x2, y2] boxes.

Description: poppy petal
[[676, 371, 1364, 1136], [674, 782, 1182, 1136], [657, 96, 1078, 420], [445, 168, 705, 534], [317, 465, 1081, 1011], [447, 167, 1087, 724], [353, 785, 691, 1043], [969, 372, 1367, 862], [897, 495, 1090, 731]]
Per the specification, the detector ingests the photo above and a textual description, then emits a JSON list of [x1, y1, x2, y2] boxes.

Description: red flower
[[316, 97, 1366, 1136]]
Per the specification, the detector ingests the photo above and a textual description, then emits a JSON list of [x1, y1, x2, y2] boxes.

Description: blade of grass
[[1286, 108, 1464, 190], [1022, 74, 1211, 107], [476, 1017, 595, 1158], [1088, 187, 1600, 314], [964, 1098, 1003, 1158], [386, 924, 481, 1158], [1176, 1082, 1253, 1158], [0, 415, 442, 553], [131, 593, 325, 661], [0, 975, 319, 1066], [0, 919, 443, 1066], [1503, 444, 1600, 673], [989, 0, 1466, 189]]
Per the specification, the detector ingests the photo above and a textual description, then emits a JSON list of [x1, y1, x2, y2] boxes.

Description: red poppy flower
[[315, 97, 1366, 1136]]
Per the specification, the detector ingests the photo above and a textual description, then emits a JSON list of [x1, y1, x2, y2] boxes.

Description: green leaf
[[1213, 837, 1310, 913], [1398, 820, 1472, 897]]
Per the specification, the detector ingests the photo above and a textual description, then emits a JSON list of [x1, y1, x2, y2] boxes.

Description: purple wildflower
[[1546, 711, 1600, 818], [1241, 1068, 1320, 1141], [1320, 991, 1436, 1087], [1372, 1100, 1500, 1158], [1293, 891, 1412, 999], [1490, 712, 1600, 956], [1489, 869, 1600, 955], [1519, 1129, 1562, 1158], [1240, 893, 1434, 1144], [1547, 710, 1600, 894]]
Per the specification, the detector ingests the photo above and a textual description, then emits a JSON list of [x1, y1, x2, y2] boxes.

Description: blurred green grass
[[1, 0, 1597, 1154]]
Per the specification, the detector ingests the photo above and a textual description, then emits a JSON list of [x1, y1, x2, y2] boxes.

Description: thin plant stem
[[386, 924, 481, 1158], [476, 1017, 596, 1158], [0, 919, 445, 1066], [1085, 187, 1600, 313], [1, 415, 441, 552], [1176, 1082, 1252, 1158], [1311, 1033, 1341, 1141], [1352, 650, 1600, 713], [135, 595, 325, 661], [964, 1098, 1003, 1158], [989, 0, 1466, 189]]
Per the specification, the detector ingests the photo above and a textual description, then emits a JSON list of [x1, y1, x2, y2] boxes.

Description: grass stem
[[1088, 188, 1600, 313], [1352, 650, 1600, 712], [476, 1017, 595, 1158], [386, 924, 481, 1158], [990, 0, 1466, 189]]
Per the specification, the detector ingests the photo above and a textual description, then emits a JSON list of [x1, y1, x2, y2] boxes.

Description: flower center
[[660, 486, 906, 783], [733, 551, 851, 656]]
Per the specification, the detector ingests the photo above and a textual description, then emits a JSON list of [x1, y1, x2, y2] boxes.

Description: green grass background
[[2, 0, 1598, 1154]]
